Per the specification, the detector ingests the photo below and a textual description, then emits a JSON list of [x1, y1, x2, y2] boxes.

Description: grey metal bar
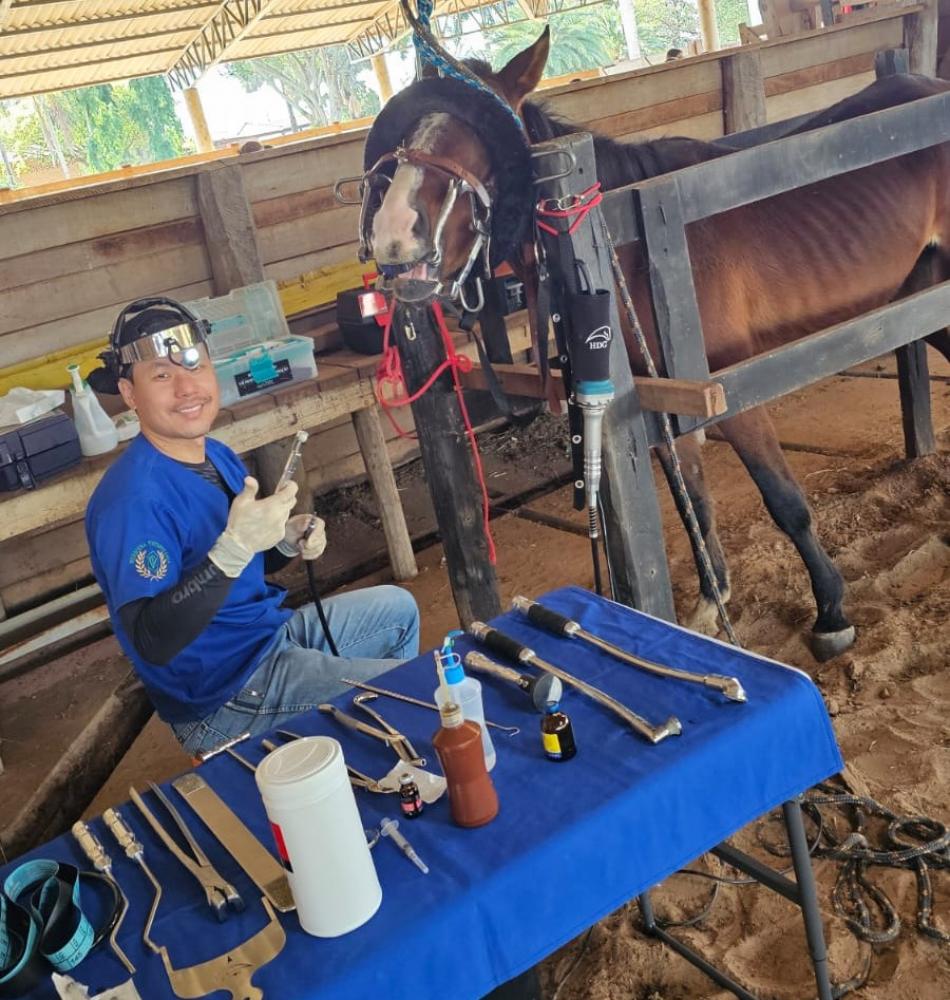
[[783, 800, 834, 1000], [711, 843, 800, 904]]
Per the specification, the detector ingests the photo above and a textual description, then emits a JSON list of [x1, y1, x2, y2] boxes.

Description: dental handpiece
[[468, 622, 682, 744], [103, 807, 162, 954], [71, 820, 135, 975], [379, 817, 429, 875], [511, 596, 747, 702]]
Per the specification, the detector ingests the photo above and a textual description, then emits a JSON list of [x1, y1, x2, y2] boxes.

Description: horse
[[365, 28, 950, 660]]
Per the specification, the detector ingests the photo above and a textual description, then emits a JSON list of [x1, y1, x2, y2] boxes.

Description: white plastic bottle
[[256, 736, 382, 937], [68, 364, 118, 457], [434, 641, 496, 771]]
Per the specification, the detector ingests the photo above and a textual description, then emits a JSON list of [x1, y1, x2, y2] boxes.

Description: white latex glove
[[279, 514, 328, 561], [209, 477, 297, 577]]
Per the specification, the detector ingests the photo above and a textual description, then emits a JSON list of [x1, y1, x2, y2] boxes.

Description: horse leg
[[655, 432, 731, 634], [717, 407, 854, 661]]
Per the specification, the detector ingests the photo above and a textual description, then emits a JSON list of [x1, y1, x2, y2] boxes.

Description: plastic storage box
[[185, 281, 317, 407]]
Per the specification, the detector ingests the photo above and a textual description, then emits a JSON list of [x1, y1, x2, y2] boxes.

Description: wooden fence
[[0, 7, 921, 615]]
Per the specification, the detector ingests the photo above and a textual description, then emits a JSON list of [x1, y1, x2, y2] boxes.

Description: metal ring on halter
[[531, 146, 578, 185]]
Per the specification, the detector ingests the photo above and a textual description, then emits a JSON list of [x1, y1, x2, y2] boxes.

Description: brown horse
[[366, 30, 950, 660]]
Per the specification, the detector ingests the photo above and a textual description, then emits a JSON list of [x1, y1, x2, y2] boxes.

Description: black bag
[[0, 411, 82, 492], [336, 284, 390, 356]]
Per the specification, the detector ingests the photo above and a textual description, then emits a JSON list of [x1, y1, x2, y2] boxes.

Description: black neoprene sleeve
[[118, 557, 234, 665]]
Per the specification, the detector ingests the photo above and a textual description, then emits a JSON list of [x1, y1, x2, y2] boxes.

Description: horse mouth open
[[377, 259, 441, 295]]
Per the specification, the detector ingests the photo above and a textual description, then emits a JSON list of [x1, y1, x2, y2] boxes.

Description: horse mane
[[520, 99, 730, 190]]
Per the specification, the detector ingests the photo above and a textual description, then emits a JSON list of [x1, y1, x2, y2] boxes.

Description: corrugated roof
[[0, 0, 592, 100]]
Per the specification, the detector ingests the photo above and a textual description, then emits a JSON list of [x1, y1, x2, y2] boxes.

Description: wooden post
[[196, 164, 309, 500], [697, 0, 721, 52], [905, 0, 938, 76], [875, 48, 936, 460], [371, 54, 394, 104], [533, 133, 676, 621], [184, 86, 215, 153], [391, 300, 500, 626], [634, 175, 712, 437], [351, 406, 418, 581], [197, 164, 265, 293], [721, 51, 767, 134]]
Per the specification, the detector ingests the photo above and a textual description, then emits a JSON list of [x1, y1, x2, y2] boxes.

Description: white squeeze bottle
[[434, 631, 496, 771], [68, 363, 118, 456]]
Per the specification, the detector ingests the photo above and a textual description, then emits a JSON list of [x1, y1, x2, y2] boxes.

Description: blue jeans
[[171, 585, 420, 757]]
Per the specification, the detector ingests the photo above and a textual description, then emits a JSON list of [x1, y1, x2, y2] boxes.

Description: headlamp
[[116, 321, 210, 371]]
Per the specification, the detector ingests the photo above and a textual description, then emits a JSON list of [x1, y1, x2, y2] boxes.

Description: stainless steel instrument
[[461, 651, 562, 712], [130, 784, 243, 920], [339, 676, 520, 736], [71, 820, 135, 975], [102, 807, 162, 954], [318, 701, 426, 767], [467, 624, 682, 744], [512, 595, 747, 702]]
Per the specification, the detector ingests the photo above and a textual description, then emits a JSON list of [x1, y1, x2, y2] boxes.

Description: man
[[85, 297, 419, 757]]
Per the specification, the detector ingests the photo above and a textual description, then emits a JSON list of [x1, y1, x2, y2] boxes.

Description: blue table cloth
[[5, 586, 842, 999]]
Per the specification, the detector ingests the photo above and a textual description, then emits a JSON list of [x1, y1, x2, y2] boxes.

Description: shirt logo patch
[[130, 541, 170, 581]]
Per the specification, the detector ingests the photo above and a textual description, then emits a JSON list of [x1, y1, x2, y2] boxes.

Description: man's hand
[[282, 514, 328, 561], [210, 477, 298, 577]]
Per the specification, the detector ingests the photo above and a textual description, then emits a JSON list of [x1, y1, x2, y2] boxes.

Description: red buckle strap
[[535, 182, 603, 236]]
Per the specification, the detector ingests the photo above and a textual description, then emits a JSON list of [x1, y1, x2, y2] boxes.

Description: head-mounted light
[[116, 320, 210, 371]]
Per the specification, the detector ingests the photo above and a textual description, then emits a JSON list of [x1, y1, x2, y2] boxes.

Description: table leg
[[351, 406, 418, 581], [637, 892, 758, 1000], [782, 799, 834, 1000]]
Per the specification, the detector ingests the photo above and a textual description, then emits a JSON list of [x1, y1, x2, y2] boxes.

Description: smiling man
[[85, 298, 419, 757]]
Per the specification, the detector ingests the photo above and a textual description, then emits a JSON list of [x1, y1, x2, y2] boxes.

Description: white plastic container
[[67, 364, 118, 457], [435, 659, 496, 771], [255, 736, 382, 937]]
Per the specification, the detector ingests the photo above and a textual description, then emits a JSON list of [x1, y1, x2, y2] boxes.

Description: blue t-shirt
[[85, 434, 292, 723]]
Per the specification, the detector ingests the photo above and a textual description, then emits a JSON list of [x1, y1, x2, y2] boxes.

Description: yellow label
[[542, 732, 561, 754]]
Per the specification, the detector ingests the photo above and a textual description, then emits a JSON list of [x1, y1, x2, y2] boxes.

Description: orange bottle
[[432, 701, 499, 828]]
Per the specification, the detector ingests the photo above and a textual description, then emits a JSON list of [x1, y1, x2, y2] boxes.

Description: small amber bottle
[[541, 703, 577, 761], [398, 773, 424, 819]]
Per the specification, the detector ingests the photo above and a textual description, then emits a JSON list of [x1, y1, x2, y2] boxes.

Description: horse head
[[359, 29, 550, 300]]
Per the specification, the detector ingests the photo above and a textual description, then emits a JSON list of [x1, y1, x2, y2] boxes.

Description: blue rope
[[403, 0, 526, 133]]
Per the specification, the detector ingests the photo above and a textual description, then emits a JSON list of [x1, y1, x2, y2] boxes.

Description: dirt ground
[[64, 357, 950, 998]]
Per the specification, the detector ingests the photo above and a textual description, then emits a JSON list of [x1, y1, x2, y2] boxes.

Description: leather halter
[[355, 145, 493, 305]]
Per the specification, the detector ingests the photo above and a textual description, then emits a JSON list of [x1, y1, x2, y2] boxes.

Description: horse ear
[[496, 25, 550, 108]]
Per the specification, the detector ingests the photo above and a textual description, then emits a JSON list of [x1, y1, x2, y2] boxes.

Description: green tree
[[227, 44, 381, 129], [486, 4, 622, 78]]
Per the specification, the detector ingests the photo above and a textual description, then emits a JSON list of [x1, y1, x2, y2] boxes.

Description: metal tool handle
[[275, 430, 308, 491], [511, 595, 577, 637], [72, 820, 112, 874], [464, 651, 527, 687], [103, 807, 142, 860], [468, 623, 533, 665], [318, 703, 398, 743]]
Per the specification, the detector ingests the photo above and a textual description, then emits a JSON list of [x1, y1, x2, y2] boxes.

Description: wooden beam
[[392, 301, 500, 627], [351, 407, 418, 581], [184, 86, 214, 153], [196, 163, 264, 292], [533, 132, 675, 621], [460, 363, 727, 418], [0, 0, 15, 30], [721, 50, 767, 133], [371, 53, 393, 103], [905, 0, 938, 75], [698, 0, 721, 51]]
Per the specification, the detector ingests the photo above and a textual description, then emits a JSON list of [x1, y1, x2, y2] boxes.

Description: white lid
[[255, 736, 346, 807]]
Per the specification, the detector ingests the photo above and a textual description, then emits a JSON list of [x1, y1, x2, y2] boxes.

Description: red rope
[[535, 181, 603, 236], [374, 301, 497, 564]]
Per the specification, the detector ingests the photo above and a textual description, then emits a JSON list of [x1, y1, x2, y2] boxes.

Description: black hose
[[305, 559, 340, 657]]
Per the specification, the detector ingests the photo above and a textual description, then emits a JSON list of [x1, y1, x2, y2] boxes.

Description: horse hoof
[[810, 625, 856, 662]]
